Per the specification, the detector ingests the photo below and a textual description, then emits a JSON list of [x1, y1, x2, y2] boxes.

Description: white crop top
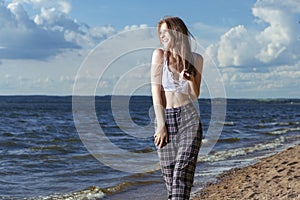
[[161, 57, 189, 94]]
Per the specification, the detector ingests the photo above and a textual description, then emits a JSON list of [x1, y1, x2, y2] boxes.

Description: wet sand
[[192, 144, 300, 200]]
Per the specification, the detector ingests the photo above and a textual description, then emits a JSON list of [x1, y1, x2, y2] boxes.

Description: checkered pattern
[[157, 103, 202, 200]]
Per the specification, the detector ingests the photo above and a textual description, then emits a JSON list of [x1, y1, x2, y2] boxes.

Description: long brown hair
[[157, 16, 196, 78]]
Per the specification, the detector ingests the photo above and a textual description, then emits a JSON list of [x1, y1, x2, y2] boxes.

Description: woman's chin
[[162, 43, 170, 50]]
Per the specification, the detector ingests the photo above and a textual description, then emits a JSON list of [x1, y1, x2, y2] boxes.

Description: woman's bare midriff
[[163, 91, 191, 109]]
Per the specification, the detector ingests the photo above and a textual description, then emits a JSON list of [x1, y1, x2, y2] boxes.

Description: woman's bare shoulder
[[151, 48, 164, 66], [192, 52, 203, 69], [192, 52, 203, 62], [152, 48, 164, 58]]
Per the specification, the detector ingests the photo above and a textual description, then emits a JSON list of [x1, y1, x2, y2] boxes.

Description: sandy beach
[[192, 144, 300, 200]]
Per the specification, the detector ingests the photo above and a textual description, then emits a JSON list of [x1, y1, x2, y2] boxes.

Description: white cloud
[[253, 3, 293, 63], [0, 25, 157, 95], [217, 61, 300, 98], [12, 0, 72, 14], [124, 24, 148, 31], [0, 48, 84, 95], [202, 0, 300, 98], [1, 0, 298, 98], [0, 0, 116, 60], [206, 0, 300, 68], [217, 25, 256, 67], [71, 27, 159, 96]]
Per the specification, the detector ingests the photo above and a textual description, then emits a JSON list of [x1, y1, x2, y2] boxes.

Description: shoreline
[[192, 144, 300, 200]]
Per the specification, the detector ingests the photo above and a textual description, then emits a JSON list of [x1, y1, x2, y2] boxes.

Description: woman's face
[[159, 22, 172, 48]]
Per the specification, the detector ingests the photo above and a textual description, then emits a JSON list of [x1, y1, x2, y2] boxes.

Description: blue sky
[[70, 0, 256, 28], [0, 0, 299, 98]]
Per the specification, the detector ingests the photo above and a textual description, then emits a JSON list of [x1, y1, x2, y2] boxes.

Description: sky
[[0, 0, 299, 98]]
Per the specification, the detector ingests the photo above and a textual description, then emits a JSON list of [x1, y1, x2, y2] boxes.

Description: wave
[[102, 180, 161, 195], [245, 121, 299, 129], [23, 186, 105, 200], [198, 136, 286, 163], [5, 136, 300, 200], [215, 121, 235, 126], [23, 180, 162, 200], [278, 122, 300, 126], [265, 127, 300, 135], [199, 134, 300, 164]]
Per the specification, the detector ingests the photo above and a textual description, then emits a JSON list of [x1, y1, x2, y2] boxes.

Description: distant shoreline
[[0, 94, 299, 100]]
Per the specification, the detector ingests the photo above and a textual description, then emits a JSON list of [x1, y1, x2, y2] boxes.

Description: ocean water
[[0, 96, 299, 200]]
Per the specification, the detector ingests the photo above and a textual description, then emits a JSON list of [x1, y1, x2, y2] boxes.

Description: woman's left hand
[[180, 70, 194, 81]]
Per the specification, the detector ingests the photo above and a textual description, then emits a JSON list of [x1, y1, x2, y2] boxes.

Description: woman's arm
[[151, 48, 168, 148], [186, 53, 203, 100]]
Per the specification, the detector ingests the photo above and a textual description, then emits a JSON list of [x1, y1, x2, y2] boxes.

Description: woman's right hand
[[154, 125, 168, 149]]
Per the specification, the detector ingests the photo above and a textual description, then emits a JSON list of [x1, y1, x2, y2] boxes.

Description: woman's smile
[[160, 23, 170, 46]]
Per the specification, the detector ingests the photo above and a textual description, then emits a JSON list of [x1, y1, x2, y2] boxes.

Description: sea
[[0, 96, 299, 200]]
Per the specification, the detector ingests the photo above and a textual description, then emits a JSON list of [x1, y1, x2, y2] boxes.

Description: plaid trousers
[[157, 102, 202, 200]]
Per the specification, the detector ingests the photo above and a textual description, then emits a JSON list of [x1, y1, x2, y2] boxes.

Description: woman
[[151, 16, 203, 200]]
